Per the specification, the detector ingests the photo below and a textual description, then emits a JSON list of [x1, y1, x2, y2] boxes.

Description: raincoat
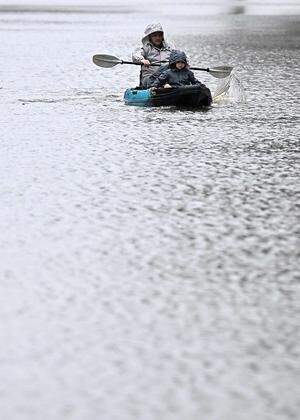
[[152, 50, 204, 88], [132, 23, 175, 87]]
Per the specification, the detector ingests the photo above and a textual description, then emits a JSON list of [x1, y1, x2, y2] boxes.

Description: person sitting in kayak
[[132, 23, 175, 88], [151, 50, 205, 89]]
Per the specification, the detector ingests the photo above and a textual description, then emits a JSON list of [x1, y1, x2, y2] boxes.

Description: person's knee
[[141, 77, 153, 89]]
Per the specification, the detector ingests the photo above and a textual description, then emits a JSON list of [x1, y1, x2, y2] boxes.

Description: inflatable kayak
[[124, 85, 212, 108]]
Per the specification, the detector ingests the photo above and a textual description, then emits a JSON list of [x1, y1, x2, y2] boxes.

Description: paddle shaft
[[120, 59, 209, 72], [92, 55, 232, 78]]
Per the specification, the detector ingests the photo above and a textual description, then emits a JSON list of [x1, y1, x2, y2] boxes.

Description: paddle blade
[[93, 54, 122, 68], [209, 66, 233, 78]]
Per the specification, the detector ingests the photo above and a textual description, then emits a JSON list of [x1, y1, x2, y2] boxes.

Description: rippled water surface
[[0, 1, 299, 419]]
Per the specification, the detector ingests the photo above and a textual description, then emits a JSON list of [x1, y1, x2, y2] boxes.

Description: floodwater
[[0, 1, 299, 419]]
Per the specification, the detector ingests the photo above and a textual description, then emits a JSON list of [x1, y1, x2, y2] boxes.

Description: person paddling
[[152, 50, 207, 89], [132, 23, 175, 88]]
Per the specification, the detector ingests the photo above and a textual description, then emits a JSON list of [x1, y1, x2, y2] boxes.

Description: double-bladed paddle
[[93, 54, 232, 79]]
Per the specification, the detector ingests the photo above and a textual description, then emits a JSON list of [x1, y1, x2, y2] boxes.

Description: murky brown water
[[0, 1, 299, 419]]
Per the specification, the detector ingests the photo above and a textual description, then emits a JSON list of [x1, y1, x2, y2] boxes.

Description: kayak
[[124, 85, 212, 108]]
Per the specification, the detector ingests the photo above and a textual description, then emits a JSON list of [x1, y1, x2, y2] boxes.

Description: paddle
[[93, 54, 232, 79]]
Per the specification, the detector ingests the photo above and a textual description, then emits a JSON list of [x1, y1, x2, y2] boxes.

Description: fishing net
[[213, 70, 246, 103]]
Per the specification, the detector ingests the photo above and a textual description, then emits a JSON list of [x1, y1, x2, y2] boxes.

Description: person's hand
[[149, 87, 157, 95], [141, 59, 151, 66], [164, 83, 172, 88]]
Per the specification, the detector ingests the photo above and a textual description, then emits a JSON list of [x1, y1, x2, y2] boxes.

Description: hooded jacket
[[132, 23, 175, 81], [152, 50, 203, 88]]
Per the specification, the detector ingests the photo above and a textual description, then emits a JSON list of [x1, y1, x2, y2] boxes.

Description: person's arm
[[132, 46, 150, 66], [188, 70, 203, 85], [152, 71, 169, 88]]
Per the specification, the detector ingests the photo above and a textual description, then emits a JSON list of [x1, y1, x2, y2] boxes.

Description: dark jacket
[[152, 67, 202, 88], [152, 50, 203, 88]]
